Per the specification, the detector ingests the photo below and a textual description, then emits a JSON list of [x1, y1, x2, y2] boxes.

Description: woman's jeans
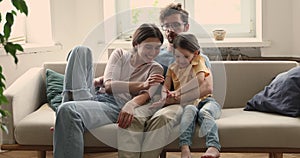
[[179, 97, 222, 151], [53, 46, 122, 158]]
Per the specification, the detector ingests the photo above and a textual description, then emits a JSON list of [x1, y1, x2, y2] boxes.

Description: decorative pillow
[[244, 66, 300, 117], [46, 69, 64, 112]]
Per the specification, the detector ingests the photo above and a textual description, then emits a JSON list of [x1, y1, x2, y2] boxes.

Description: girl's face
[[174, 47, 196, 68], [137, 37, 162, 63]]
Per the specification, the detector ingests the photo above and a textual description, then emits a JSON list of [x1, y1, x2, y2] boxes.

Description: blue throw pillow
[[244, 66, 300, 117], [46, 69, 64, 112]]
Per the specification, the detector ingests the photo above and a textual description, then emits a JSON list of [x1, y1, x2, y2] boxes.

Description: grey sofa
[[1, 61, 300, 158]]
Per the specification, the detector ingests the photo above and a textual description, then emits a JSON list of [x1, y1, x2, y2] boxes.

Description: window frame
[[114, 0, 261, 39]]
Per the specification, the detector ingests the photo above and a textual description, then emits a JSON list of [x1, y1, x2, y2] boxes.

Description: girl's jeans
[[53, 46, 122, 158], [179, 97, 222, 151]]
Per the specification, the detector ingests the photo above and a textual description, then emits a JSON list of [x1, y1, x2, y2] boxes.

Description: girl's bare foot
[[50, 126, 55, 132], [201, 147, 220, 158], [181, 145, 192, 158]]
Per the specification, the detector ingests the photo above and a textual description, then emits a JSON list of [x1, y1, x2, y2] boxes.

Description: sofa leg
[[37, 151, 46, 158], [160, 151, 167, 158], [269, 152, 283, 158]]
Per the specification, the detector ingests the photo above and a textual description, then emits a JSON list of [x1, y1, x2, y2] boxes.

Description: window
[[0, 0, 26, 44], [0, 0, 54, 46], [186, 0, 257, 38], [114, 0, 261, 39], [113, 0, 178, 38]]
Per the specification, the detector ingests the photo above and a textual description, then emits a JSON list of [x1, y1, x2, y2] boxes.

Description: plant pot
[[213, 29, 226, 41]]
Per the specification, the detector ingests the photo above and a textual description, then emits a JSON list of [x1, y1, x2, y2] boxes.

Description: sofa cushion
[[14, 104, 117, 147], [14, 104, 56, 145], [46, 69, 64, 111], [166, 108, 300, 150], [244, 66, 300, 117]]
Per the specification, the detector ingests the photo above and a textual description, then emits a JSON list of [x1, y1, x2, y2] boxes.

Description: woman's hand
[[149, 86, 169, 109], [117, 101, 136, 128], [143, 74, 164, 90]]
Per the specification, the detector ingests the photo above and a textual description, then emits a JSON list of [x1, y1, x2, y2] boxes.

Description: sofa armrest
[[1, 67, 47, 144]]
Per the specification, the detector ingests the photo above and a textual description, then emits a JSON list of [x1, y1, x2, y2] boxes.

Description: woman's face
[[137, 37, 162, 63], [174, 47, 195, 68]]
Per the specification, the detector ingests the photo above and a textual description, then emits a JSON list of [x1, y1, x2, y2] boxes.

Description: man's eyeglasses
[[161, 22, 186, 31]]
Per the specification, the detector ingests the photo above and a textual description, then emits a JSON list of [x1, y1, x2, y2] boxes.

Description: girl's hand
[[143, 74, 164, 89], [168, 90, 181, 100]]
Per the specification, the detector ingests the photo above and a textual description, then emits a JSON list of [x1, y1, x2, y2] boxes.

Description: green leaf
[[0, 72, 5, 80], [11, 10, 17, 16], [0, 109, 9, 117], [3, 23, 12, 39], [20, 0, 28, 16], [1, 124, 9, 134], [0, 81, 5, 88], [0, 13, 2, 23], [0, 86, 3, 93], [3, 12, 14, 39], [14, 43, 24, 51], [12, 0, 28, 16], [0, 95, 8, 105], [0, 34, 4, 43], [0, 82, 5, 89], [4, 42, 19, 64], [5, 12, 14, 25]]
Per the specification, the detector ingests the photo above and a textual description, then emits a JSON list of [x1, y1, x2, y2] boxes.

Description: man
[[156, 3, 221, 158], [118, 3, 220, 158]]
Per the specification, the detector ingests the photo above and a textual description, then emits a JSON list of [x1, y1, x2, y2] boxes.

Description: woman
[[53, 23, 165, 158]]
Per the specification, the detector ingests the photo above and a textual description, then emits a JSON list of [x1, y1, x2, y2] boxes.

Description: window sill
[[0, 43, 62, 56], [199, 38, 271, 48], [109, 38, 271, 49]]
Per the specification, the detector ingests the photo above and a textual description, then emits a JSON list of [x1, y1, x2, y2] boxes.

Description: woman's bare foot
[[181, 145, 192, 158], [201, 147, 220, 158]]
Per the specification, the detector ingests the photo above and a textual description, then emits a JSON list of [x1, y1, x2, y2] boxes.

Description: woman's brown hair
[[132, 23, 164, 48]]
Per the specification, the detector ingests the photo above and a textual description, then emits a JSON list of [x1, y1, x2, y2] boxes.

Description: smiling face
[[137, 37, 162, 63], [174, 47, 196, 68]]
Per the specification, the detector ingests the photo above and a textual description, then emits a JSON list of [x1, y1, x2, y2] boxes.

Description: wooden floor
[[0, 151, 300, 158]]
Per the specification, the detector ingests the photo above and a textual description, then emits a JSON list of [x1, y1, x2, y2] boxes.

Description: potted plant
[[0, 0, 28, 133]]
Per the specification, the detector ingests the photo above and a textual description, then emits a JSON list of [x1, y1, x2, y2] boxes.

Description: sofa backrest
[[43, 62, 106, 76], [212, 61, 299, 109], [42, 61, 299, 109]]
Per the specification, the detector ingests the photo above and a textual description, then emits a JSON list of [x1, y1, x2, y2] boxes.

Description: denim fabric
[[62, 46, 95, 101], [179, 97, 222, 151], [53, 46, 122, 158], [54, 100, 121, 158]]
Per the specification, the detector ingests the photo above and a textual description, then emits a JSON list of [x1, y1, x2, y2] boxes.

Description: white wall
[[292, 0, 300, 57], [260, 0, 293, 57], [0, 0, 103, 86], [1, 0, 300, 87]]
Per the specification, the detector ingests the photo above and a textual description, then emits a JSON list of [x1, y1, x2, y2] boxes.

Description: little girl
[[151, 33, 221, 158]]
